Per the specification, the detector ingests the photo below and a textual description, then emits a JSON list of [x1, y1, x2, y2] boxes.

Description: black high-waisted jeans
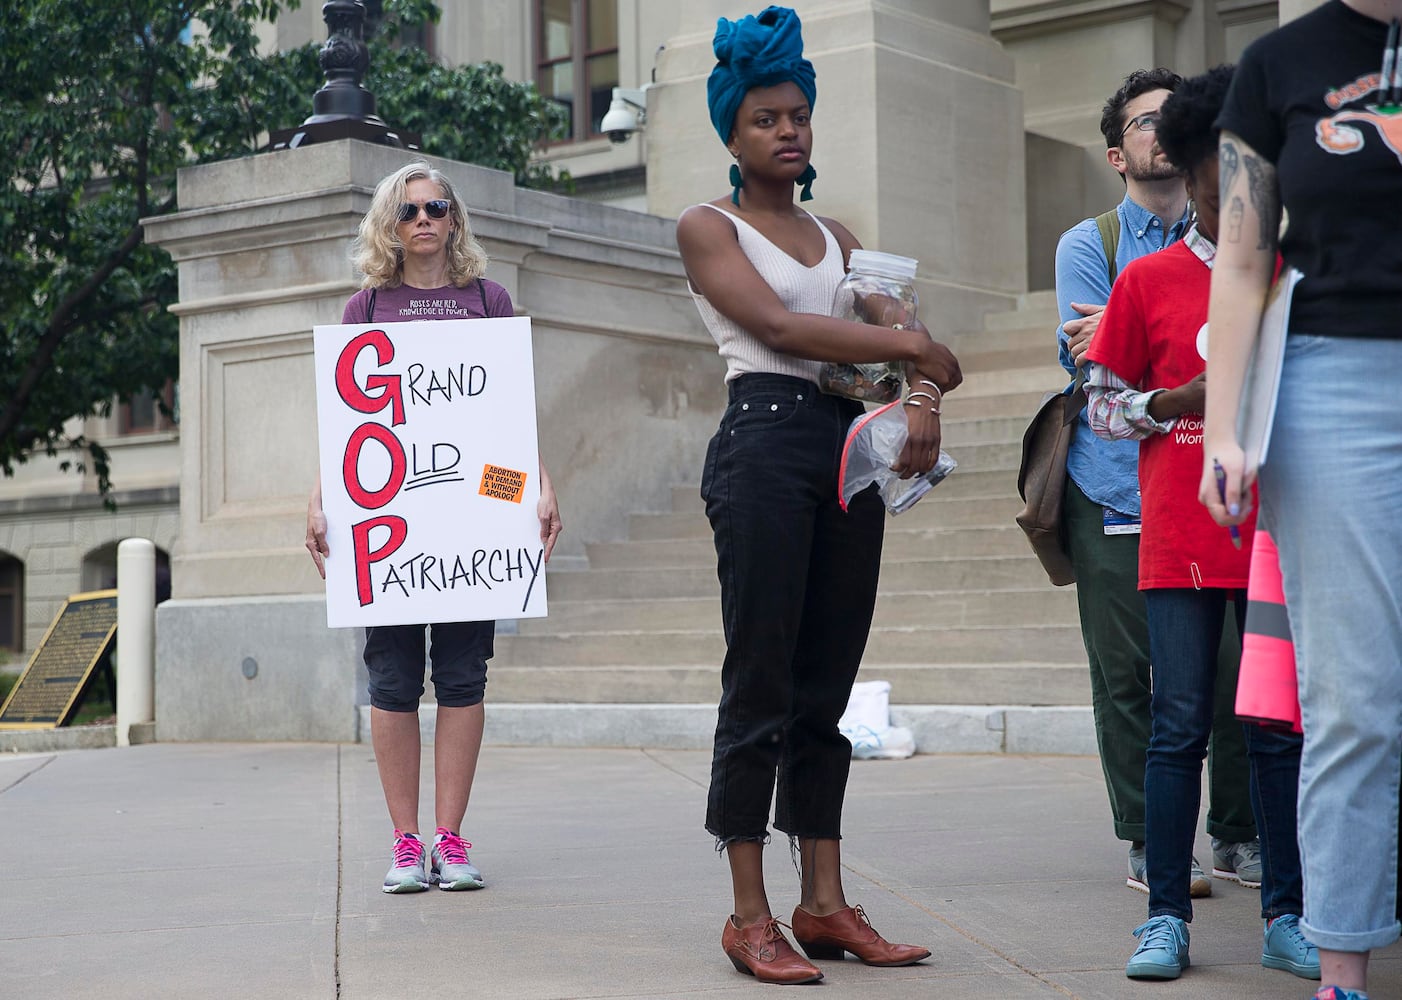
[[701, 373, 885, 843]]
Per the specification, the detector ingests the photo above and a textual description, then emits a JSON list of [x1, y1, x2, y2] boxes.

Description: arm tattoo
[[1218, 141, 1240, 208], [1227, 196, 1245, 244], [1243, 153, 1280, 251]]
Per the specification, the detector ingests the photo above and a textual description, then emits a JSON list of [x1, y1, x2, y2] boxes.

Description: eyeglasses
[[1119, 113, 1161, 142], [397, 199, 451, 223]]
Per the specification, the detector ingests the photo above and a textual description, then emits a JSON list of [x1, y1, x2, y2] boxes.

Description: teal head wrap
[[707, 6, 818, 204]]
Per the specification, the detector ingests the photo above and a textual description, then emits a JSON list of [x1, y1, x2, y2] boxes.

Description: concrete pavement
[[1, 743, 1398, 999]]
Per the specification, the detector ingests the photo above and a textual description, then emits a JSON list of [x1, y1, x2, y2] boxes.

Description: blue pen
[[1213, 459, 1242, 550]]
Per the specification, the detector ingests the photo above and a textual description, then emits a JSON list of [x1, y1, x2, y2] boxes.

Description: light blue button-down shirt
[[1054, 193, 1191, 517]]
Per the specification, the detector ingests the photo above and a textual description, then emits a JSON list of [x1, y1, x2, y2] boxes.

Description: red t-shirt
[[1087, 241, 1256, 590]]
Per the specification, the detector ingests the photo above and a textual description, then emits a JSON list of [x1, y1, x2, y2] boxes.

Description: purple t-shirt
[[341, 279, 514, 323]]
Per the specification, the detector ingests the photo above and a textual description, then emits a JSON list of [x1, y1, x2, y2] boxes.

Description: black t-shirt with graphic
[[1217, 0, 1402, 338]]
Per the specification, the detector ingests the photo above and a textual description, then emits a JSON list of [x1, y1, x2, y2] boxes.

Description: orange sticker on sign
[[479, 464, 528, 503]]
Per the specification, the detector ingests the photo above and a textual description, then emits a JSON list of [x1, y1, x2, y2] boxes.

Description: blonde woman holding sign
[[306, 162, 562, 894]]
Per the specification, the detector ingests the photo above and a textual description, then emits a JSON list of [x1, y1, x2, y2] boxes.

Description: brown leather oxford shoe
[[791, 904, 931, 967], [722, 915, 824, 984]]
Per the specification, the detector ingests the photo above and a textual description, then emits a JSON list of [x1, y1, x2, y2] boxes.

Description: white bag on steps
[[838, 680, 915, 759]]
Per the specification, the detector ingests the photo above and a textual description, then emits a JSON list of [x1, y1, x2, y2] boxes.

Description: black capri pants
[[363, 621, 494, 712]]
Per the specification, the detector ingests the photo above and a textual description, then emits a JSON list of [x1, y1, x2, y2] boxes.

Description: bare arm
[[306, 473, 329, 580], [679, 206, 958, 476], [1198, 130, 1280, 525], [676, 205, 961, 391], [537, 461, 562, 562]]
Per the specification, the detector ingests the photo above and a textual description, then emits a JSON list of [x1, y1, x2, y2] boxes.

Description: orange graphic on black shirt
[[1316, 106, 1402, 164]]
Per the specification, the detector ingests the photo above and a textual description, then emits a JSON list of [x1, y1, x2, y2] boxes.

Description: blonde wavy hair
[[352, 162, 489, 289]]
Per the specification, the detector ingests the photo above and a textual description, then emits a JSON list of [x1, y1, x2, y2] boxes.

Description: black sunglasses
[[397, 199, 451, 223]]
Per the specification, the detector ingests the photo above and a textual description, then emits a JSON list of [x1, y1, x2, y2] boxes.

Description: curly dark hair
[[1155, 65, 1236, 175], [1099, 68, 1183, 149]]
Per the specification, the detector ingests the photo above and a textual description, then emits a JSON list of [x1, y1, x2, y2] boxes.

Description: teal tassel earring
[[796, 164, 817, 202], [729, 163, 744, 206]]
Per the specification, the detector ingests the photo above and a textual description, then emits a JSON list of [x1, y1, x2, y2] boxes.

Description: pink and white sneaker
[[382, 830, 429, 893], [431, 827, 484, 890]]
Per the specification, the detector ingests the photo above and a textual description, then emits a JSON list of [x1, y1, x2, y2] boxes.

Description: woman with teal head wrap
[[675, 5, 963, 986], [707, 5, 818, 203]]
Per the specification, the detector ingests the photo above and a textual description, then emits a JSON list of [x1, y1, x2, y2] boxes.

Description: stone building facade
[[1, 0, 1312, 669]]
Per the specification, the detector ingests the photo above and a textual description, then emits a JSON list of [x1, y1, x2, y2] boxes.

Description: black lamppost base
[[264, 0, 421, 154], [266, 118, 421, 152]]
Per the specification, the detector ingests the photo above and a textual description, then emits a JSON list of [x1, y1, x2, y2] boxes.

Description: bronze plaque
[[0, 590, 118, 729]]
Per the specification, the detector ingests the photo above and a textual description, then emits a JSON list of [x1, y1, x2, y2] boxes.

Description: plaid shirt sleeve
[[1084, 361, 1176, 440]]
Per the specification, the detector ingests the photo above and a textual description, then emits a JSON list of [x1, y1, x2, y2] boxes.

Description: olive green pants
[[1065, 479, 1257, 845]]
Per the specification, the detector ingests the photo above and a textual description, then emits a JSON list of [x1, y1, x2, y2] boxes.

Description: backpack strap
[[1062, 208, 1120, 424], [365, 287, 377, 322], [476, 277, 488, 317], [1094, 208, 1121, 286]]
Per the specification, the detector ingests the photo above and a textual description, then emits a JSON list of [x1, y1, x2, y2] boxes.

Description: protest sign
[[313, 317, 547, 627]]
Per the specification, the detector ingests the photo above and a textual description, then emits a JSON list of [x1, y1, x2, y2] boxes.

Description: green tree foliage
[[0, 0, 565, 494]]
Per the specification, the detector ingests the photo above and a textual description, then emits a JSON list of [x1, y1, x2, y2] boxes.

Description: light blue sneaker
[[382, 830, 430, 893], [1126, 915, 1190, 980], [1262, 914, 1320, 979]]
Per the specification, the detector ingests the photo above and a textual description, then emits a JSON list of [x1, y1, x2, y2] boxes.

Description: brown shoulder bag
[[1013, 209, 1119, 586]]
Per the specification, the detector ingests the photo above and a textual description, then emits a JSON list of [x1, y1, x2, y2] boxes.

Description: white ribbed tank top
[[688, 203, 845, 384]]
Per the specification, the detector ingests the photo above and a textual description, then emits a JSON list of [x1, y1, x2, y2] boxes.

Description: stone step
[[665, 469, 1021, 514], [520, 587, 1079, 634], [957, 345, 1069, 375], [942, 439, 1023, 472], [959, 365, 1071, 398], [545, 552, 1053, 601], [493, 621, 1085, 667], [941, 389, 1051, 421], [887, 493, 1025, 527], [486, 660, 1090, 706], [941, 413, 1037, 446], [587, 523, 1036, 568], [374, 702, 1098, 754], [628, 494, 1025, 540], [950, 323, 1051, 357], [981, 294, 1058, 331]]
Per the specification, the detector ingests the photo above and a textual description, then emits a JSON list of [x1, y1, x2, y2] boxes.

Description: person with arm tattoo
[[1202, 4, 1402, 997]]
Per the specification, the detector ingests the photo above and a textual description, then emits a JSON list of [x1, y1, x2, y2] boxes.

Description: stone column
[[646, 0, 1026, 333]]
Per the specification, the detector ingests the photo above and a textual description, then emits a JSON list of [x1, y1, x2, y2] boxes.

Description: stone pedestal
[[646, 0, 1027, 334], [143, 141, 721, 740]]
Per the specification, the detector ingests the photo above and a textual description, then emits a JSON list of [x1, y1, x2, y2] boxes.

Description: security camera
[[600, 87, 649, 144]]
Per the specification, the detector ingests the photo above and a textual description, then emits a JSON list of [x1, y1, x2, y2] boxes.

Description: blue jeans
[[701, 374, 884, 842], [1143, 588, 1303, 922], [1259, 333, 1402, 953]]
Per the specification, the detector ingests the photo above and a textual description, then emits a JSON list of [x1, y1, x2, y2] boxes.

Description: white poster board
[[1236, 267, 1302, 475], [313, 317, 547, 627]]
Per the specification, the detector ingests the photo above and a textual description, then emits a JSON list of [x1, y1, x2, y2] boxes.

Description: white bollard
[[116, 538, 156, 747]]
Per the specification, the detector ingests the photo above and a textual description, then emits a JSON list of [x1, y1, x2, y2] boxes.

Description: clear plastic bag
[[838, 400, 956, 515]]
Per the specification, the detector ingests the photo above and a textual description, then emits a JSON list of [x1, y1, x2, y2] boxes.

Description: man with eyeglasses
[[1053, 68, 1260, 900]]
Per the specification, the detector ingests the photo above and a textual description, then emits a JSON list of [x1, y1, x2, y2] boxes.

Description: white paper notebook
[[1236, 267, 1302, 475]]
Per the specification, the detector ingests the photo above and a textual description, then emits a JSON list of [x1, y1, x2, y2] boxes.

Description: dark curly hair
[[1100, 68, 1183, 149], [1155, 65, 1236, 175]]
